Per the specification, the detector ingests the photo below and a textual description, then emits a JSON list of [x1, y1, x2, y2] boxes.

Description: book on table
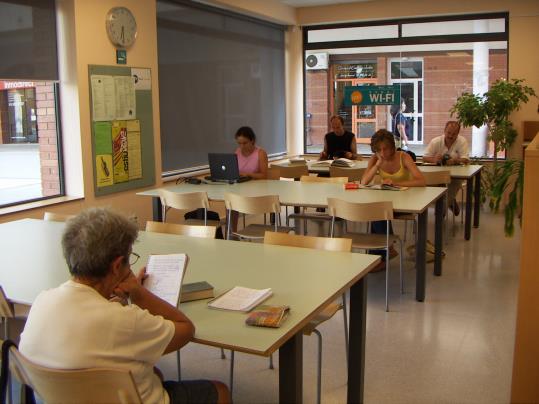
[[330, 158, 355, 167], [245, 305, 290, 328], [180, 281, 214, 303], [361, 184, 408, 191], [288, 157, 307, 165], [207, 286, 273, 312], [310, 159, 333, 167], [144, 254, 188, 307]]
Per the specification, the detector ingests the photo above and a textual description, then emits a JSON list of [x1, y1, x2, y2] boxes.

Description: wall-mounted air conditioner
[[305, 53, 328, 70]]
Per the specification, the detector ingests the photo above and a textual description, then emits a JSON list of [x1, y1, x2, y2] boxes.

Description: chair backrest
[[300, 175, 348, 184], [224, 193, 281, 215], [329, 166, 366, 182], [0, 286, 13, 319], [158, 189, 210, 222], [43, 212, 75, 222], [264, 231, 352, 252], [423, 170, 451, 186], [327, 198, 394, 222], [145, 221, 216, 238], [270, 164, 309, 180], [8, 347, 143, 404]]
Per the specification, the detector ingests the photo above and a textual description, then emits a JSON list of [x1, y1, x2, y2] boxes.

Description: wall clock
[[106, 7, 137, 48]]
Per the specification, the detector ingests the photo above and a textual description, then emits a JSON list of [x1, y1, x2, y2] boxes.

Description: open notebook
[[143, 254, 188, 307]]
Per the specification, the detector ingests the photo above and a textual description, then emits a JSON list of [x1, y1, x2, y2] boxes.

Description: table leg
[[473, 170, 481, 228], [347, 277, 367, 404], [415, 210, 427, 302], [434, 196, 444, 276], [465, 177, 473, 240], [152, 196, 162, 222], [279, 333, 303, 403]]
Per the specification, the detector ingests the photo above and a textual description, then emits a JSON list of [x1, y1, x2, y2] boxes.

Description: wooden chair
[[0, 286, 28, 342], [145, 220, 220, 375], [286, 175, 348, 235], [43, 212, 75, 222], [145, 221, 217, 239], [329, 166, 366, 182], [224, 193, 292, 241], [8, 345, 143, 404], [269, 164, 309, 180], [327, 198, 403, 312], [264, 231, 352, 404]]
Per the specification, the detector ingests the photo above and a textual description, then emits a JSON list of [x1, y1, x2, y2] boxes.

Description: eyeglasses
[[129, 252, 140, 266]]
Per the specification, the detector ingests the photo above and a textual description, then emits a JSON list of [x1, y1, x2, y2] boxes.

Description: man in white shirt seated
[[19, 207, 229, 404], [423, 121, 470, 216]]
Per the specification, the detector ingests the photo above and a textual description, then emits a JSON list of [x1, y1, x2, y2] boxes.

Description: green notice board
[[88, 65, 155, 196]]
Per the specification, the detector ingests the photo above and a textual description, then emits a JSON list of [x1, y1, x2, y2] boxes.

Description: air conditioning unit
[[305, 53, 328, 70]]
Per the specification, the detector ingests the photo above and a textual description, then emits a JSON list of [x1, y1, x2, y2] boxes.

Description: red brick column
[[35, 82, 60, 197]]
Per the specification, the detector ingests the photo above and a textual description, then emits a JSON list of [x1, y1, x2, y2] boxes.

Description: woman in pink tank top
[[234, 126, 268, 179]]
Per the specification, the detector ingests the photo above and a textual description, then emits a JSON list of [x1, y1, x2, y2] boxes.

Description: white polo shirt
[[424, 135, 469, 160], [19, 280, 175, 404]]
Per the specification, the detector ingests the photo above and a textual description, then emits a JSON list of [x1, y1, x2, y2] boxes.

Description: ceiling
[[278, 0, 373, 7]]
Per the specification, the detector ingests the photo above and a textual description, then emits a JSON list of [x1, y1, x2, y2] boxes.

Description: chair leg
[[341, 294, 349, 369], [269, 353, 274, 369], [399, 240, 404, 294], [229, 350, 235, 395], [385, 248, 390, 312], [313, 329, 322, 404], [220, 348, 226, 359], [403, 220, 408, 243], [176, 350, 181, 381]]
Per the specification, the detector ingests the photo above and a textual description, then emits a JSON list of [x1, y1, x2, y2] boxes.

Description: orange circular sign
[[350, 90, 363, 104]]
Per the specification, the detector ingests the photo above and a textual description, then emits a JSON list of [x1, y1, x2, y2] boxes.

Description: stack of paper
[[310, 160, 333, 167], [331, 158, 355, 167], [288, 157, 307, 165], [208, 286, 273, 312]]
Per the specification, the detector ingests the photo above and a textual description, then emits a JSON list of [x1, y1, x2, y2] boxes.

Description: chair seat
[[342, 232, 400, 250], [303, 301, 343, 335], [182, 218, 223, 227], [288, 211, 332, 222], [233, 224, 293, 239]]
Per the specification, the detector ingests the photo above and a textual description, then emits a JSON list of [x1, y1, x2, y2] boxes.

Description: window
[[0, 1, 63, 207], [303, 13, 508, 158], [157, 0, 286, 175]]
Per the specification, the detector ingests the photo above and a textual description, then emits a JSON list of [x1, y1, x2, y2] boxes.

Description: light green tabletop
[[0, 218, 378, 356], [138, 179, 446, 214]]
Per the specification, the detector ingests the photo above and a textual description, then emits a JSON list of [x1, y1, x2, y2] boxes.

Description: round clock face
[[106, 7, 137, 48]]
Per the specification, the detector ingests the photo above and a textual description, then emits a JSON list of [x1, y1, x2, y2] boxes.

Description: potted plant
[[450, 78, 536, 236]]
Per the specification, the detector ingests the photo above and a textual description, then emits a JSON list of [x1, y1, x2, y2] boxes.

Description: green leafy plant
[[451, 78, 536, 236]]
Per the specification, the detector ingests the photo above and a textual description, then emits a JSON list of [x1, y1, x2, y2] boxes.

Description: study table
[[0, 218, 378, 403], [275, 160, 482, 240], [138, 180, 447, 300]]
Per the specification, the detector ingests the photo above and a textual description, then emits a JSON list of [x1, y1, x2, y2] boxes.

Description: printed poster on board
[[94, 121, 113, 187], [112, 121, 129, 183], [126, 120, 142, 179]]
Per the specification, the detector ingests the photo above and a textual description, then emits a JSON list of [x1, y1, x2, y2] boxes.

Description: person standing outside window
[[423, 120, 470, 215], [319, 115, 358, 160], [390, 99, 410, 150]]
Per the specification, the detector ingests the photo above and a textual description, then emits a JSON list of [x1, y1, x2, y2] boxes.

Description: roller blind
[[0, 0, 58, 80], [157, 1, 286, 174]]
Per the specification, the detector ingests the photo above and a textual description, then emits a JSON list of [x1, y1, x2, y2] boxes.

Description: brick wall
[[305, 51, 507, 152], [305, 69, 329, 147], [35, 82, 61, 197]]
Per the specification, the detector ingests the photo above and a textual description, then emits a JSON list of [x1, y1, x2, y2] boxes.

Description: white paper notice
[[132, 68, 151, 90], [144, 254, 188, 306], [114, 76, 136, 120], [91, 75, 116, 121]]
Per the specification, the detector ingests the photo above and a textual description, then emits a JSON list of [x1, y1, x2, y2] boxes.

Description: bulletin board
[[88, 65, 155, 196]]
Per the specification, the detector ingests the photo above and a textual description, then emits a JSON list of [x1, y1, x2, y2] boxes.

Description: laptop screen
[[208, 153, 241, 181]]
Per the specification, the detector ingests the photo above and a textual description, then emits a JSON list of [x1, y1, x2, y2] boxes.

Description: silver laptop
[[206, 153, 251, 183]]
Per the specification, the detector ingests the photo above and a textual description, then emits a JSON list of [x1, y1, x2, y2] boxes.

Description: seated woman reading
[[361, 129, 425, 271]]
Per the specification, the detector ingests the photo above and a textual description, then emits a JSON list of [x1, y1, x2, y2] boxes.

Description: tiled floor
[[157, 208, 520, 403]]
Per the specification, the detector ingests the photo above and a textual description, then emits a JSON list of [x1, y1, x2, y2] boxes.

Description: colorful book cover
[[96, 155, 113, 187], [112, 121, 129, 183], [126, 119, 142, 180], [245, 305, 290, 328]]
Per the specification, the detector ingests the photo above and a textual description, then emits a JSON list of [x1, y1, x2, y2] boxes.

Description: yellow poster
[[112, 121, 129, 183], [126, 120, 142, 179], [96, 155, 113, 187]]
